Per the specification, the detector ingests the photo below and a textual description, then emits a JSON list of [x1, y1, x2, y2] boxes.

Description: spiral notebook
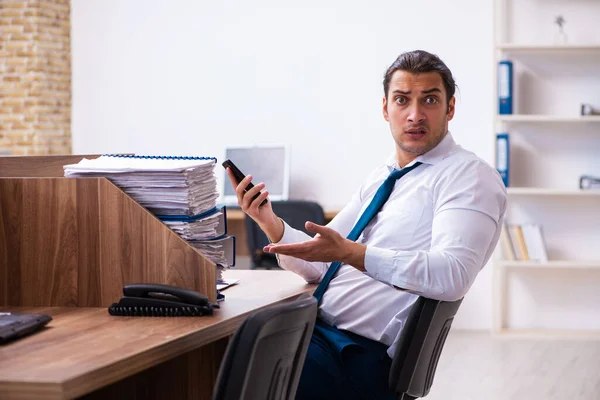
[[65, 154, 217, 173]]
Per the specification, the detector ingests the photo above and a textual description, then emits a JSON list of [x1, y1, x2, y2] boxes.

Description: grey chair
[[213, 295, 318, 400], [245, 201, 325, 269], [389, 296, 463, 399]]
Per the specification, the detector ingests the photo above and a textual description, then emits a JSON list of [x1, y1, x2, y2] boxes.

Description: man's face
[[383, 70, 455, 165]]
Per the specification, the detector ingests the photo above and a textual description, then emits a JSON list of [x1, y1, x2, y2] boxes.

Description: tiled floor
[[424, 331, 600, 400]]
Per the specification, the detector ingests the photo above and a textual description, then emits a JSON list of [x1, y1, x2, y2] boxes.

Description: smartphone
[[222, 159, 268, 207]]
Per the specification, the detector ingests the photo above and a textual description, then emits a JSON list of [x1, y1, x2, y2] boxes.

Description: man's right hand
[[226, 168, 284, 243]]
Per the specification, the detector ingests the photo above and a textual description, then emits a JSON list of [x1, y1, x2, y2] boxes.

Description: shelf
[[507, 188, 600, 196], [497, 115, 600, 123], [492, 2, 600, 338], [494, 328, 600, 340], [498, 260, 600, 269], [496, 44, 600, 54], [495, 45, 600, 76]]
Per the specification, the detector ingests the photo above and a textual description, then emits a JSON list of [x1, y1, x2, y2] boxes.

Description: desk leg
[[79, 337, 229, 400]]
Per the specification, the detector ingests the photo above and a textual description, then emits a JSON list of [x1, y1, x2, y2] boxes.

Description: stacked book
[[500, 223, 548, 262], [63, 155, 236, 272]]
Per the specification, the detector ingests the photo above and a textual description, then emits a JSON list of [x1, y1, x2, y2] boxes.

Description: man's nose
[[407, 103, 426, 123]]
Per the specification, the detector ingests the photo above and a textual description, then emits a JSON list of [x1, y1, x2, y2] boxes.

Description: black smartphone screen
[[222, 159, 268, 206]]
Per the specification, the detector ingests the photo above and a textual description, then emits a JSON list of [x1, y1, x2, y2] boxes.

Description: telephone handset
[[108, 283, 219, 317]]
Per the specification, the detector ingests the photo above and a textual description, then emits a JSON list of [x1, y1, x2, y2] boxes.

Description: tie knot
[[388, 169, 405, 180], [388, 161, 422, 181]]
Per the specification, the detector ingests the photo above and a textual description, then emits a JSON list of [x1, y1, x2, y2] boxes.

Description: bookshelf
[[499, 260, 600, 270], [493, 0, 600, 336], [507, 188, 600, 197], [497, 44, 600, 53], [497, 115, 600, 123]]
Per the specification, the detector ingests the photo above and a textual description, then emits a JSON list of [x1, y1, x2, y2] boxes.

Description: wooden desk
[[0, 270, 315, 400], [226, 208, 339, 257]]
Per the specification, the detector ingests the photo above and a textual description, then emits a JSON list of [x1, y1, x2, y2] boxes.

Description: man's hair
[[383, 50, 456, 104]]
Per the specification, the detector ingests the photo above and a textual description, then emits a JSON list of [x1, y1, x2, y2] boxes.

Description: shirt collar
[[385, 131, 458, 170]]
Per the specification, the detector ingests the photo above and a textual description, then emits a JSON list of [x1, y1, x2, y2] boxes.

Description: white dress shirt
[[274, 133, 507, 357]]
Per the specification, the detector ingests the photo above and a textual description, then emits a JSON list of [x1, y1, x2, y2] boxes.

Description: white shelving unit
[[507, 188, 600, 196], [497, 115, 600, 123], [499, 260, 600, 270], [493, 0, 600, 337], [497, 44, 600, 53]]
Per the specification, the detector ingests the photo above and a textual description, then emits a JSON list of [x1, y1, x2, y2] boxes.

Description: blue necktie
[[312, 162, 423, 303]]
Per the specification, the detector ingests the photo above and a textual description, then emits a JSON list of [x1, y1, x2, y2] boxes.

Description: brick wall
[[0, 0, 71, 155]]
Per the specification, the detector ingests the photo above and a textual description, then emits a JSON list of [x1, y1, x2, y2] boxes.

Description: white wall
[[73, 0, 599, 331], [70, 0, 496, 330], [71, 0, 494, 210]]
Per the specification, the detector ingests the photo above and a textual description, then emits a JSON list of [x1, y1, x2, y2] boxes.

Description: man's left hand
[[263, 222, 366, 271]]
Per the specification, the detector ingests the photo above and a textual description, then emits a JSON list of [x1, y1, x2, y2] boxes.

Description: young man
[[227, 50, 507, 400]]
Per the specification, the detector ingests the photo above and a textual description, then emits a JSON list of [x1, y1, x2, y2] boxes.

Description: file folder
[[160, 206, 229, 241], [498, 60, 513, 115], [496, 133, 509, 187]]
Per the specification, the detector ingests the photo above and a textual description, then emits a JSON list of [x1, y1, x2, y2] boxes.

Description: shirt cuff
[[364, 245, 396, 283], [273, 220, 308, 244], [272, 220, 314, 272]]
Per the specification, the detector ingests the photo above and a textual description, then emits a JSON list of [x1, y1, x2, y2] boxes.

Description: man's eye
[[424, 96, 438, 104], [395, 97, 407, 105]]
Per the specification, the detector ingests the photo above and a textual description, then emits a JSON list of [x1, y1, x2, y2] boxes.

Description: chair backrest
[[213, 295, 318, 400], [389, 296, 463, 400], [245, 201, 326, 267]]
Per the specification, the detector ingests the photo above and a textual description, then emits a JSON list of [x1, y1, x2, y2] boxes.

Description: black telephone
[[108, 284, 219, 317]]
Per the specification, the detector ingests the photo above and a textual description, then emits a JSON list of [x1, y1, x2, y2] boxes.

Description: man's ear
[[446, 96, 456, 121], [382, 96, 389, 121]]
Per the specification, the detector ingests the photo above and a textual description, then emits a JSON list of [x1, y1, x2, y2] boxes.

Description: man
[[226, 50, 507, 400]]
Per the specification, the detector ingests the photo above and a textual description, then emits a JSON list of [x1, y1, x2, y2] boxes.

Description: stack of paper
[[161, 207, 227, 241], [63, 155, 236, 269], [63, 155, 218, 216], [189, 236, 236, 268], [161, 206, 237, 269]]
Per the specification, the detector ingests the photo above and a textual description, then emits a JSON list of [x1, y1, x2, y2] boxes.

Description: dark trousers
[[295, 319, 396, 400]]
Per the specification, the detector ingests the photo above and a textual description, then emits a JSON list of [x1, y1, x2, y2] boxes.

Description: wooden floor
[[426, 331, 600, 400]]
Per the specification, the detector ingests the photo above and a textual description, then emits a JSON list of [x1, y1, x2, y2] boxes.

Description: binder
[[498, 60, 513, 115], [496, 133, 509, 187], [63, 154, 236, 278], [508, 225, 529, 261], [103, 154, 216, 160], [160, 206, 229, 241], [190, 236, 236, 267], [499, 223, 516, 261], [521, 224, 548, 263]]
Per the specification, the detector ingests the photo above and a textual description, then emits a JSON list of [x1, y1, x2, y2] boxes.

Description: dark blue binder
[[498, 60, 513, 115], [496, 133, 509, 187]]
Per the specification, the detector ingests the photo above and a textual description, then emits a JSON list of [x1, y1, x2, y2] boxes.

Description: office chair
[[213, 294, 318, 400], [245, 200, 326, 269], [389, 296, 463, 400]]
